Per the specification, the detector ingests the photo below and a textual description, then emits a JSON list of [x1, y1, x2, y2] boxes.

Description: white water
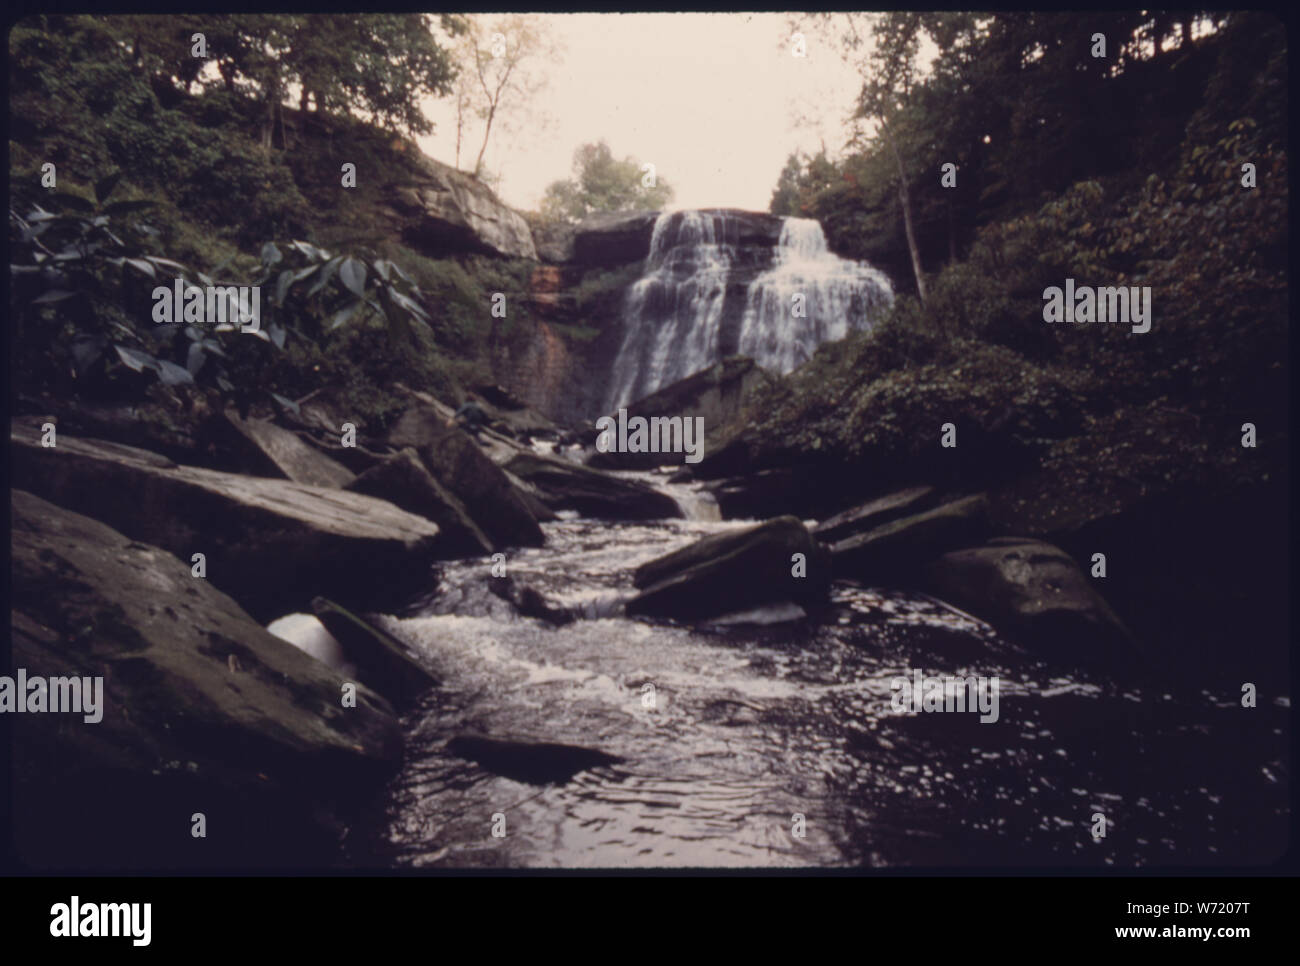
[[738, 218, 894, 374], [604, 211, 893, 411]]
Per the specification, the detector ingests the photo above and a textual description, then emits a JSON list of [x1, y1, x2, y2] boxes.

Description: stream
[[331, 471, 1288, 869]]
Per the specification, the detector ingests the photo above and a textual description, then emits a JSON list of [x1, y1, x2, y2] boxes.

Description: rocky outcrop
[[588, 356, 772, 472], [387, 404, 545, 548], [504, 451, 681, 521], [11, 420, 443, 622], [387, 153, 537, 260], [11, 490, 402, 869], [571, 210, 662, 265], [346, 448, 493, 557], [531, 221, 576, 264], [828, 494, 990, 581], [628, 516, 829, 621], [923, 538, 1137, 662], [310, 597, 438, 710], [223, 410, 357, 488]]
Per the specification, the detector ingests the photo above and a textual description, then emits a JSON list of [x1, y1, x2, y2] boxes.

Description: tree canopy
[[541, 141, 675, 223]]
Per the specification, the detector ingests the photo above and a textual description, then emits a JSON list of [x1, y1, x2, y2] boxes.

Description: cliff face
[[383, 154, 538, 260]]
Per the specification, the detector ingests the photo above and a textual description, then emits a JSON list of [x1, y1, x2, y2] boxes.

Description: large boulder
[[346, 448, 493, 557], [923, 538, 1137, 663], [388, 154, 536, 260], [504, 451, 681, 521], [11, 420, 442, 622], [10, 490, 402, 869], [627, 516, 829, 620], [829, 494, 990, 581], [387, 405, 545, 548], [223, 410, 357, 488]]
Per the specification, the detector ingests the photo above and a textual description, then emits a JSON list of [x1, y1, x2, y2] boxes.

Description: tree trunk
[[881, 119, 927, 304], [474, 103, 497, 179]]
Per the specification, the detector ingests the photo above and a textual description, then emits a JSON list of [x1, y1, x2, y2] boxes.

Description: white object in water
[[267, 613, 357, 677]]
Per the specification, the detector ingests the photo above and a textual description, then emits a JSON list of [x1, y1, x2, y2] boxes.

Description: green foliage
[[540, 141, 674, 223], [8, 182, 254, 400]]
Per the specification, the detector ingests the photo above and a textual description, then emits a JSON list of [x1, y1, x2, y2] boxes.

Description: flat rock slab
[[224, 410, 357, 488], [11, 489, 401, 869], [628, 515, 830, 621], [346, 448, 493, 557], [311, 597, 438, 710], [12, 419, 441, 622], [388, 405, 545, 549], [505, 451, 681, 521], [813, 485, 939, 544], [829, 494, 989, 581]]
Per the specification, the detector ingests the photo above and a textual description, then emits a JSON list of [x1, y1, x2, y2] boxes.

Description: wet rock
[[310, 598, 438, 710], [628, 515, 830, 620], [11, 420, 442, 622], [923, 537, 1137, 663], [504, 451, 681, 521], [813, 485, 939, 544], [445, 733, 624, 785], [487, 576, 576, 626], [10, 490, 402, 870], [829, 494, 989, 581], [387, 404, 545, 549], [703, 466, 825, 519], [346, 448, 493, 557], [223, 410, 357, 488]]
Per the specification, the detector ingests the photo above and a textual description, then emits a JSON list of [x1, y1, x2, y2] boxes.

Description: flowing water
[[603, 211, 893, 411], [340, 474, 1289, 869]]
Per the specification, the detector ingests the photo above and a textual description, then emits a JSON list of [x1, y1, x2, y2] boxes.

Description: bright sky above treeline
[[416, 13, 865, 214]]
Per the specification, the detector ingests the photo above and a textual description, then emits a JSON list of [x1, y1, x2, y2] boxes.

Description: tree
[[115, 14, 464, 143], [854, 12, 930, 304], [769, 153, 805, 216], [540, 141, 675, 223], [450, 14, 558, 177]]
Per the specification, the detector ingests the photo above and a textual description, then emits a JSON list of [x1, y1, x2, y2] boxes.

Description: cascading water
[[603, 210, 894, 411], [737, 218, 894, 375]]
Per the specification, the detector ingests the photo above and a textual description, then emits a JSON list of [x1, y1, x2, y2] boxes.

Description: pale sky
[[415, 13, 865, 214]]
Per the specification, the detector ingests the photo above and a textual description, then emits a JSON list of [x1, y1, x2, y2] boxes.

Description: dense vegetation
[[754, 11, 1286, 495], [9, 13, 551, 434]]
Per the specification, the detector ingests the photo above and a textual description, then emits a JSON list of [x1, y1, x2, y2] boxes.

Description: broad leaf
[[114, 344, 157, 372], [157, 359, 195, 386], [94, 172, 124, 203], [32, 289, 76, 304], [50, 192, 95, 212], [339, 257, 366, 296]]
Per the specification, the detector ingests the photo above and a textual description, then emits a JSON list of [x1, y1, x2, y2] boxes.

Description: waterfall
[[603, 210, 893, 411], [737, 218, 894, 375]]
